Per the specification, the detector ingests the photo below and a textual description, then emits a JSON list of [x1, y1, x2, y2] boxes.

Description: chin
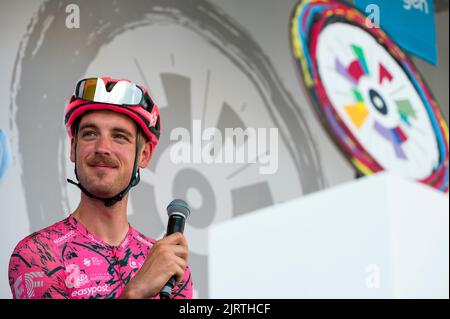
[[84, 181, 125, 198], [86, 187, 117, 198], [78, 173, 128, 197]]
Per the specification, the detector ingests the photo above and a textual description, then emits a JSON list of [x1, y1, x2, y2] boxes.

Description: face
[[70, 110, 152, 198]]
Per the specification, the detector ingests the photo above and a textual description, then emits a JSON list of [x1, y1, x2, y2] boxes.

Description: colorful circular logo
[[291, 0, 449, 192]]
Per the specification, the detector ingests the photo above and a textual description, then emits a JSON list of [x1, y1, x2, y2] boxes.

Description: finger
[[171, 245, 189, 259], [172, 256, 188, 283], [161, 232, 187, 246], [162, 256, 187, 284], [149, 242, 188, 263], [153, 243, 188, 263]]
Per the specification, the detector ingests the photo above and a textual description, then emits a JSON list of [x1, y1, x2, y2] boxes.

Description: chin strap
[[67, 134, 142, 207], [67, 169, 140, 207]]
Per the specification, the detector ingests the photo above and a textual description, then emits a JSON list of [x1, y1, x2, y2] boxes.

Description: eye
[[114, 134, 130, 141], [81, 130, 96, 138]]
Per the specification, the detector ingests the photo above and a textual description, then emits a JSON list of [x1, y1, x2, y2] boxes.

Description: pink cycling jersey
[[8, 215, 193, 299]]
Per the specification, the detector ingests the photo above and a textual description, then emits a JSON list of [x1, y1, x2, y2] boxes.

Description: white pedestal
[[208, 173, 449, 298]]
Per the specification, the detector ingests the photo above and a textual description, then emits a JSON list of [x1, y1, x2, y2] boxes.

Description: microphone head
[[167, 199, 191, 219]]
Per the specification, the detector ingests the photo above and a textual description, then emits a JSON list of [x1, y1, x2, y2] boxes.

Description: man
[[8, 77, 193, 299]]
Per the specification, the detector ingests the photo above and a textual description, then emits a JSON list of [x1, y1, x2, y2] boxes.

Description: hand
[[119, 232, 189, 299]]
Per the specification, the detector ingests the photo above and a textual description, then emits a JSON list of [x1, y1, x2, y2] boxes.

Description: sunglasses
[[74, 78, 154, 112]]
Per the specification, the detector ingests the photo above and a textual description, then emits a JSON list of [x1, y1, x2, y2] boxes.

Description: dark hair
[[72, 112, 87, 138], [136, 126, 150, 149]]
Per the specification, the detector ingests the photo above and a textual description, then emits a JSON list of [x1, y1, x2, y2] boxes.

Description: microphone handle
[[159, 277, 176, 299], [167, 214, 186, 234], [159, 214, 186, 299]]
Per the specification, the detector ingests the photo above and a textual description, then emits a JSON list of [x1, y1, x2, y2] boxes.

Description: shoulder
[[129, 226, 157, 248], [8, 218, 72, 298], [10, 217, 73, 266]]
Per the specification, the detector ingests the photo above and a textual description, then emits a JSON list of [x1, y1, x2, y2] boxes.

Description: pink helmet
[[65, 77, 161, 151]]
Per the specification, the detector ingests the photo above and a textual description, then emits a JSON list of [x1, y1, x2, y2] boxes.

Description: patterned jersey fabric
[[8, 215, 193, 299]]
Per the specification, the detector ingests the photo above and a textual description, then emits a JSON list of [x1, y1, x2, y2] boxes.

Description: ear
[[138, 141, 153, 168], [70, 137, 76, 163]]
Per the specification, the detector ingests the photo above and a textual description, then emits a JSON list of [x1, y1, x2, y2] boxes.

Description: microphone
[[159, 199, 191, 299]]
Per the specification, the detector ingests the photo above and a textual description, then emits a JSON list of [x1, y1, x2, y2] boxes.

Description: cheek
[[116, 146, 137, 166], [74, 144, 94, 164]]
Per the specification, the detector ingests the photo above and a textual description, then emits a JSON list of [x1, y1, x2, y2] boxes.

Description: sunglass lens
[[78, 78, 98, 100]]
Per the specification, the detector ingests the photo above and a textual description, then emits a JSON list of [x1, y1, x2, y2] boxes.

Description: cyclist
[[8, 77, 192, 299]]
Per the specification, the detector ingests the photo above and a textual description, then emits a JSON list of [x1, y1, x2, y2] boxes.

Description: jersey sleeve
[[8, 234, 68, 299], [170, 265, 193, 299]]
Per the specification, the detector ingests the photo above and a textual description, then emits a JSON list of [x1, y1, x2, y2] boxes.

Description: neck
[[73, 192, 130, 246]]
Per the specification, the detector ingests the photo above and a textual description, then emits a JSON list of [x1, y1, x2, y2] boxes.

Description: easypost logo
[[170, 120, 279, 175], [71, 284, 110, 298]]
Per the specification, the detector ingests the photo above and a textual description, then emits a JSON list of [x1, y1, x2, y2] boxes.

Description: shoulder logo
[[136, 235, 153, 247], [14, 272, 44, 299], [53, 230, 75, 245]]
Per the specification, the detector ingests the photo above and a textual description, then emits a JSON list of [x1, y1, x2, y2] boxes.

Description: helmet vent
[[105, 81, 117, 92]]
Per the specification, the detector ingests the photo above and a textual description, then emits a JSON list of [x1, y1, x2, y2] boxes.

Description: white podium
[[208, 173, 449, 298]]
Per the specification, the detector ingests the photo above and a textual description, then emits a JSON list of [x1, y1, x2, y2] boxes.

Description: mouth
[[89, 164, 117, 170]]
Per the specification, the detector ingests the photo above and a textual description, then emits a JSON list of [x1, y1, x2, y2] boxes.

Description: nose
[[94, 135, 112, 156]]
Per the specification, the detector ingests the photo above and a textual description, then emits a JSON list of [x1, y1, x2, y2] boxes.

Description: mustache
[[86, 155, 119, 168]]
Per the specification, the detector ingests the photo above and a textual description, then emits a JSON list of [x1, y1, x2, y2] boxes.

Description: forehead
[[78, 110, 137, 132]]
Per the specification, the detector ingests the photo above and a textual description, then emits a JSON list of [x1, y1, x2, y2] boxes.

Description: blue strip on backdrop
[[0, 129, 12, 182], [355, 0, 438, 65]]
